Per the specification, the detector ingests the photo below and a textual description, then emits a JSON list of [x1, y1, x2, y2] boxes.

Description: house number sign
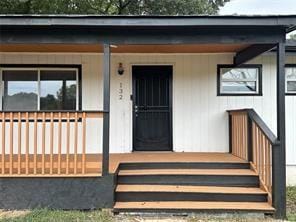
[[119, 82, 123, 100]]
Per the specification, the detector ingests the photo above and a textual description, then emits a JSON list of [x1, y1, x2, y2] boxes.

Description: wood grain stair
[[114, 162, 274, 214], [114, 201, 275, 213]]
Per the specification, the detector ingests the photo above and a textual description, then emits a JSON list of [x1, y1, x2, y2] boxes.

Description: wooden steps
[[118, 169, 257, 176], [114, 162, 274, 214], [114, 201, 274, 213], [116, 184, 267, 194]]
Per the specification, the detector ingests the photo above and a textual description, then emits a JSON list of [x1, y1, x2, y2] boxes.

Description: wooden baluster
[[233, 116, 236, 156], [25, 112, 29, 174], [266, 139, 270, 192], [34, 112, 37, 174], [255, 125, 259, 169], [267, 143, 272, 193], [42, 112, 46, 174], [9, 112, 13, 175], [263, 137, 267, 187], [18, 112, 21, 174], [66, 112, 70, 174], [74, 112, 78, 174], [261, 134, 266, 184], [252, 122, 256, 165], [82, 112, 86, 174], [238, 115, 242, 158], [50, 112, 54, 174], [2, 112, 5, 174], [58, 112, 62, 175], [258, 129, 261, 178]]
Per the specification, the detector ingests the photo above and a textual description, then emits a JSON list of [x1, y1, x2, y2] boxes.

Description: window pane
[[287, 81, 296, 92], [3, 70, 38, 110], [221, 68, 258, 80], [40, 70, 77, 110], [286, 67, 296, 80], [221, 81, 256, 93]]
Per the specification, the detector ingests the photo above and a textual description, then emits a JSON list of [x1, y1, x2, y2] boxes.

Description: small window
[[1, 66, 80, 111], [285, 66, 296, 95], [218, 65, 262, 96]]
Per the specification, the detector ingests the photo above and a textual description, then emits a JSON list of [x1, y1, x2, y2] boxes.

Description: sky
[[219, 0, 296, 37], [219, 0, 296, 15]]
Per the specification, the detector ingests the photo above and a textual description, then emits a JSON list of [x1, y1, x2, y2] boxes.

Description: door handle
[[134, 105, 139, 113]]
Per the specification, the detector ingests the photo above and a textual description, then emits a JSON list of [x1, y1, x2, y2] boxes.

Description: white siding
[[0, 52, 294, 162]]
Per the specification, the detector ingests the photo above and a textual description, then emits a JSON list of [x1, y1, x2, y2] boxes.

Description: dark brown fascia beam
[[233, 44, 277, 66]]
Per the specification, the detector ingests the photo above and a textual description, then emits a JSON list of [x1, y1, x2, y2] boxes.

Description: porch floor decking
[[0, 152, 245, 176]]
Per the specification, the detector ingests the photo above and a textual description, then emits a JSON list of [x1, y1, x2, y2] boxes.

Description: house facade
[[0, 15, 296, 219]]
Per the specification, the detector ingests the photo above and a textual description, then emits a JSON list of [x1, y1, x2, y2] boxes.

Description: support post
[[102, 44, 110, 176], [273, 42, 286, 219]]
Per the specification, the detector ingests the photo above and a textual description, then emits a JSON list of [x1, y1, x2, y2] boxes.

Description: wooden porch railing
[[228, 109, 280, 207], [0, 111, 103, 177]]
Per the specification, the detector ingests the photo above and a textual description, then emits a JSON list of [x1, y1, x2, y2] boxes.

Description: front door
[[132, 65, 172, 151]]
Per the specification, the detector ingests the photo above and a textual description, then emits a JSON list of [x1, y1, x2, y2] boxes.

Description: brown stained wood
[[118, 169, 257, 176], [25, 112, 29, 174], [34, 112, 37, 174], [58, 112, 62, 175], [50, 112, 54, 174], [252, 122, 256, 166], [116, 185, 267, 194], [66, 112, 70, 175], [74, 112, 78, 174], [114, 201, 274, 211], [18, 112, 21, 175], [0, 43, 249, 53], [9, 112, 13, 174], [0, 111, 103, 121], [42, 112, 46, 174], [2, 113, 5, 174], [82, 112, 86, 174]]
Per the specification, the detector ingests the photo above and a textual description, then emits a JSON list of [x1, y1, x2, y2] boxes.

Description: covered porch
[[0, 15, 294, 218]]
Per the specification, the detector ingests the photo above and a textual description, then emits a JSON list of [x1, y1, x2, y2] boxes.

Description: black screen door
[[132, 65, 172, 151]]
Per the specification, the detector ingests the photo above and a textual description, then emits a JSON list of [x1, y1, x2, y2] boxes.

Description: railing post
[[102, 44, 110, 176], [228, 113, 232, 154], [247, 115, 253, 162]]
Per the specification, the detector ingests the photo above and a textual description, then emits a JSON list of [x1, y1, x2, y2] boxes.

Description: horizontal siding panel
[[0, 52, 295, 164]]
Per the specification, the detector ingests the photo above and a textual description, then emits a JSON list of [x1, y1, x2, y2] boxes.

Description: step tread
[[118, 169, 257, 176], [114, 201, 274, 211], [116, 185, 267, 194]]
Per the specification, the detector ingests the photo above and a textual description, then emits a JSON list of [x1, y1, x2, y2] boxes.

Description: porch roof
[[0, 15, 296, 32]]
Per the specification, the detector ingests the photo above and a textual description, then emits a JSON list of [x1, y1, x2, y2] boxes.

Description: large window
[[286, 65, 296, 95], [217, 65, 262, 96], [0, 66, 80, 111]]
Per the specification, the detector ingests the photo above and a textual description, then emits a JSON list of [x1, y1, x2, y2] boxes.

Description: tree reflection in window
[[40, 70, 77, 110], [3, 70, 38, 110]]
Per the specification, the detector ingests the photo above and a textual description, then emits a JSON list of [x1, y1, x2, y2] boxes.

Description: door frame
[[131, 64, 174, 152]]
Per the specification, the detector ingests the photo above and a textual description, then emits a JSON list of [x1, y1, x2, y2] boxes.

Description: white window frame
[[218, 65, 262, 95], [285, 66, 296, 95], [0, 67, 79, 111]]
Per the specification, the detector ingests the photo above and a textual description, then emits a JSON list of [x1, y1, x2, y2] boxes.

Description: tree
[[0, 0, 230, 15], [289, 33, 296, 40]]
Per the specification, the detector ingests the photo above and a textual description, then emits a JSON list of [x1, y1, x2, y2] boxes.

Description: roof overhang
[[0, 15, 296, 32]]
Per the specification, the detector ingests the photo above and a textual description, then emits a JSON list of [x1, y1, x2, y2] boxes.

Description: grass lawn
[[0, 186, 296, 222], [287, 186, 296, 221]]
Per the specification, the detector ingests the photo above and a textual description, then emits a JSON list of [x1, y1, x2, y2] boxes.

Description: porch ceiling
[[0, 43, 250, 53]]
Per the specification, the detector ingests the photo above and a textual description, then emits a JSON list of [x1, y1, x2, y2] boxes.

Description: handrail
[[228, 109, 278, 145], [228, 108, 281, 215]]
